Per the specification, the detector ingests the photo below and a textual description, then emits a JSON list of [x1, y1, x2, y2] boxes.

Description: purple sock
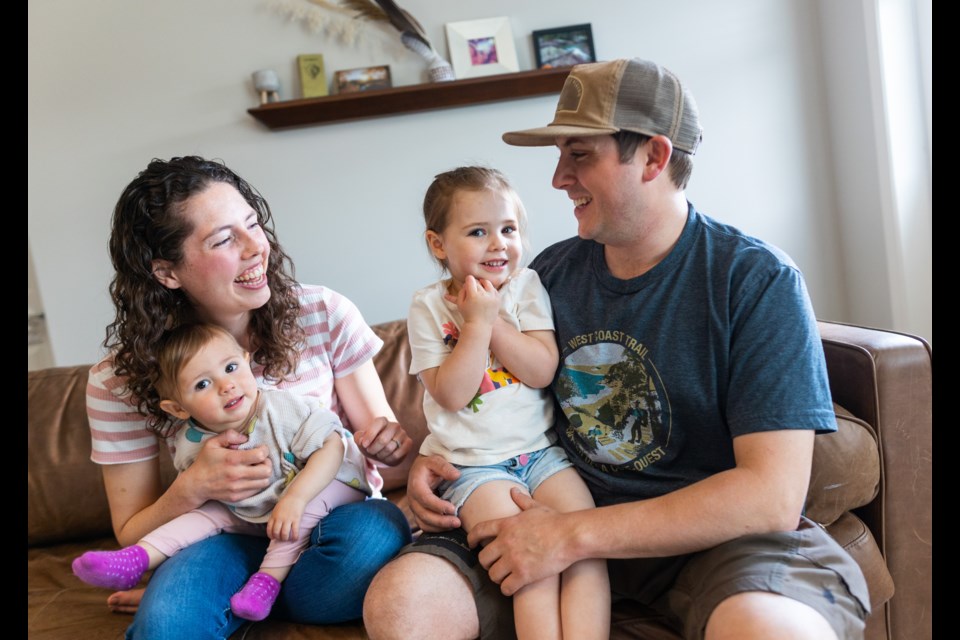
[[230, 572, 282, 621], [72, 545, 149, 590]]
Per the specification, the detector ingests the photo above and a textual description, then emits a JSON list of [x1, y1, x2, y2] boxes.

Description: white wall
[[28, 0, 931, 367]]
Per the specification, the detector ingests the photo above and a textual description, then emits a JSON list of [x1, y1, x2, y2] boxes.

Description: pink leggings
[[142, 480, 365, 569]]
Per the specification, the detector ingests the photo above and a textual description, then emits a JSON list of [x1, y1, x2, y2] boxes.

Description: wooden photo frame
[[333, 65, 393, 94], [531, 23, 596, 69], [445, 16, 519, 79]]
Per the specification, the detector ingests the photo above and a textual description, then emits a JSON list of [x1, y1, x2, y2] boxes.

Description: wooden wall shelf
[[248, 67, 570, 130]]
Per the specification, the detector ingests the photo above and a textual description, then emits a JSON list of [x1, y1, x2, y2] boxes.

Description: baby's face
[[175, 333, 259, 432]]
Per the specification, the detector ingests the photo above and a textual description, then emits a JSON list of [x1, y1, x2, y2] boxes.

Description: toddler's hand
[[452, 275, 500, 326]]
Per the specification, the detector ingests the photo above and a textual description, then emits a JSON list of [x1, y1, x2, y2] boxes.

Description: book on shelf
[[297, 54, 329, 98]]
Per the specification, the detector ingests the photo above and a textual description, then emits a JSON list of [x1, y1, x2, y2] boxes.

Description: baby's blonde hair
[[421, 166, 530, 271]]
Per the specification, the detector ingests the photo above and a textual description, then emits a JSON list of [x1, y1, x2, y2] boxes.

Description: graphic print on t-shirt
[[555, 334, 669, 471], [442, 320, 520, 413]]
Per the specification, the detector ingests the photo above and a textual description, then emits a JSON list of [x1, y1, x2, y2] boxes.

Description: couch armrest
[[818, 321, 932, 640], [28, 366, 113, 546]]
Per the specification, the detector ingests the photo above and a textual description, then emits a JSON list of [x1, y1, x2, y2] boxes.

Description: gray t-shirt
[[529, 203, 835, 506]]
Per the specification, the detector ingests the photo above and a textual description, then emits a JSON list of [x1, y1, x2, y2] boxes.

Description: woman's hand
[[103, 433, 271, 546], [181, 429, 273, 504], [407, 454, 462, 532], [355, 416, 413, 466], [334, 359, 410, 465]]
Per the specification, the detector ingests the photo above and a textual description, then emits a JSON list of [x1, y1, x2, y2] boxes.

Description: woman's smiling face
[[154, 181, 272, 326]]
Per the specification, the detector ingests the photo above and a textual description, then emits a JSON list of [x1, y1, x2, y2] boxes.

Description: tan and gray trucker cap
[[502, 58, 702, 154]]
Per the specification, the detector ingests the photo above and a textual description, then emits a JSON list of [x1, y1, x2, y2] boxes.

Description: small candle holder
[[252, 69, 280, 104]]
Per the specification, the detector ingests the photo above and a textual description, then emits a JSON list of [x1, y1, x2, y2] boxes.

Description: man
[[364, 57, 870, 640]]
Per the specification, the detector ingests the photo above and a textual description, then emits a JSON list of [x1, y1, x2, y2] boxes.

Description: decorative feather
[[338, 0, 387, 22], [337, 0, 433, 51], [296, 0, 453, 78]]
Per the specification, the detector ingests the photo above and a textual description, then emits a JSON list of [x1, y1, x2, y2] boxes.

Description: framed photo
[[531, 23, 596, 69], [333, 65, 392, 94], [445, 16, 519, 79]]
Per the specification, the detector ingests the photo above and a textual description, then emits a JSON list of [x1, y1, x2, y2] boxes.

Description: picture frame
[[333, 65, 393, 94], [445, 16, 519, 79], [531, 23, 596, 69]]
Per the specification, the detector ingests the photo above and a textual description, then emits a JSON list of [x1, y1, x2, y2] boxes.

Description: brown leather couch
[[28, 319, 932, 640]]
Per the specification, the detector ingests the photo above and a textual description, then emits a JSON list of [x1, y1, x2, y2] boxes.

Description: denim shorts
[[437, 444, 574, 512], [399, 516, 870, 640]]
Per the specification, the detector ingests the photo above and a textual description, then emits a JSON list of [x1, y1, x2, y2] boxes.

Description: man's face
[[551, 135, 647, 246]]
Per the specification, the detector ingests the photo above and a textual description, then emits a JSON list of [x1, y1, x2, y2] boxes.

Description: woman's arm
[[335, 359, 412, 465], [103, 429, 273, 546]]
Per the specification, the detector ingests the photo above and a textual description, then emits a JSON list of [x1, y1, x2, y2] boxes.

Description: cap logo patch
[[556, 76, 583, 113]]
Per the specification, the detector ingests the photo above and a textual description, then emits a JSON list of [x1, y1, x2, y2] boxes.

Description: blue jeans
[[126, 499, 411, 640]]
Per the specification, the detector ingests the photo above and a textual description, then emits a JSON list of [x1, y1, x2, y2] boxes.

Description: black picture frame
[[531, 23, 596, 69]]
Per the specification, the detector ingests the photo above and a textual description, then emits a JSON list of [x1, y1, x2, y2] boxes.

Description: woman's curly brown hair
[[104, 156, 305, 436]]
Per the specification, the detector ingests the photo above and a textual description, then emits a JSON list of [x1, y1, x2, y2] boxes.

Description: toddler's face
[[430, 189, 523, 290]]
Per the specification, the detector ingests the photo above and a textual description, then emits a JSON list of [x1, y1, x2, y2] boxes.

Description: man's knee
[[363, 552, 479, 640], [705, 591, 839, 640]]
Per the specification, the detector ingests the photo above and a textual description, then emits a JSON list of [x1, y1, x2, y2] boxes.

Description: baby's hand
[[267, 497, 306, 541]]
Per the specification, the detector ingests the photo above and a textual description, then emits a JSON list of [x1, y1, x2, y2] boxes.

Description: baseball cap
[[502, 58, 702, 154]]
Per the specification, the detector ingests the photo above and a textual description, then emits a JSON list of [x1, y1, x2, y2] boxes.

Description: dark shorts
[[395, 528, 516, 640], [397, 516, 870, 640]]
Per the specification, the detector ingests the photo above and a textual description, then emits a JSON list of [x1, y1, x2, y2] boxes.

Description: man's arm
[[406, 454, 462, 532], [468, 428, 815, 595]]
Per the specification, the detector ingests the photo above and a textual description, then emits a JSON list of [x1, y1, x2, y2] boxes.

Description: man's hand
[[467, 487, 575, 596], [407, 454, 462, 532], [183, 429, 273, 504]]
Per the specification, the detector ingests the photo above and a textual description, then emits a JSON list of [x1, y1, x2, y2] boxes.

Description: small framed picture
[[531, 23, 596, 69], [334, 65, 393, 94], [445, 16, 519, 79]]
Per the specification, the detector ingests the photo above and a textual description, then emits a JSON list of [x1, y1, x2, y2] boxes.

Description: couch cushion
[[371, 320, 427, 492], [825, 511, 895, 611], [804, 404, 881, 527]]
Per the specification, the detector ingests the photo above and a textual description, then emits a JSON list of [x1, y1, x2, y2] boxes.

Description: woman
[[86, 156, 413, 639]]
